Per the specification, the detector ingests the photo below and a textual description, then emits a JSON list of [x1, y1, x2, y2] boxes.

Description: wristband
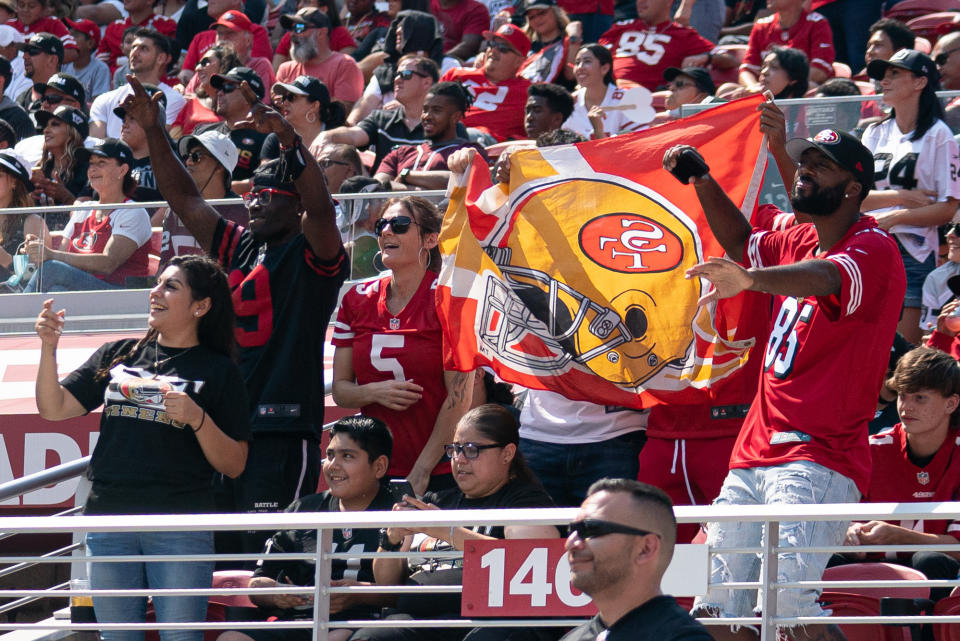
[[278, 134, 302, 152], [280, 140, 309, 181], [379, 528, 402, 551], [706, 51, 713, 65], [192, 409, 206, 433]]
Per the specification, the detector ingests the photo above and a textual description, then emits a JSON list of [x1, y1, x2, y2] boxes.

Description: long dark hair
[[881, 62, 945, 141], [95, 256, 236, 380], [769, 46, 809, 99], [306, 80, 346, 128], [579, 43, 614, 86], [382, 196, 442, 272], [461, 404, 540, 487]]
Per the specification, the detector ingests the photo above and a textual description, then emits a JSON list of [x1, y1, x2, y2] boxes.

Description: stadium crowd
[[10, 0, 960, 638]]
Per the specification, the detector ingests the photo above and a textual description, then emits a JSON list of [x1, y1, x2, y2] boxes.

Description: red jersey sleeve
[[820, 227, 900, 321], [181, 34, 206, 72], [330, 26, 357, 51], [378, 148, 402, 177], [927, 330, 960, 360], [807, 13, 835, 76], [741, 17, 772, 73], [332, 286, 358, 348], [461, 1, 491, 36]]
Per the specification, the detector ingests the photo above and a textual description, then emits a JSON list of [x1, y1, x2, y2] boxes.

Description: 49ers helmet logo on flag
[[438, 95, 768, 409]]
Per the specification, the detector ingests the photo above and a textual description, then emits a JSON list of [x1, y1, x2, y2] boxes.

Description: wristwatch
[[379, 528, 402, 551], [398, 167, 412, 184]]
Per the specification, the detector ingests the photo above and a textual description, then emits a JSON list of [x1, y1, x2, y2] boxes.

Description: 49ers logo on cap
[[579, 213, 684, 274], [813, 129, 840, 144]]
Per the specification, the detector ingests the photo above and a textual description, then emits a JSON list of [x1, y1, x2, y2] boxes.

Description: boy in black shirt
[[217, 416, 395, 641]]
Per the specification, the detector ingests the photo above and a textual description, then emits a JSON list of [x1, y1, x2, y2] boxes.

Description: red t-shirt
[[274, 26, 356, 57], [332, 271, 451, 478], [181, 26, 273, 74], [440, 67, 530, 142], [63, 204, 152, 285], [742, 10, 835, 78], [172, 96, 220, 136], [97, 14, 178, 71], [9, 17, 76, 49], [598, 19, 713, 91], [557, 0, 613, 17], [928, 330, 960, 361], [378, 139, 487, 177], [276, 53, 364, 103], [864, 423, 960, 560], [730, 217, 905, 495], [430, 0, 490, 54]]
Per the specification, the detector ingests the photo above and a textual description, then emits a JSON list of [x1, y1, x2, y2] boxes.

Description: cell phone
[[389, 479, 417, 503], [670, 148, 709, 184]]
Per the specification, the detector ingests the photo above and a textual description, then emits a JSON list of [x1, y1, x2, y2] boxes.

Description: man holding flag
[[668, 128, 904, 640]]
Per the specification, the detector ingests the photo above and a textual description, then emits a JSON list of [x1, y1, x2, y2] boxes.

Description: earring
[[194, 311, 200, 317], [306, 111, 317, 124], [373, 251, 385, 272]]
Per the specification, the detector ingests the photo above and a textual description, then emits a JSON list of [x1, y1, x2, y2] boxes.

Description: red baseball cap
[[481, 23, 531, 57], [63, 17, 100, 48], [214, 9, 254, 33]]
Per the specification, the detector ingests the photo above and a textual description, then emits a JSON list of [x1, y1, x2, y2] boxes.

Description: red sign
[[461, 538, 596, 617]]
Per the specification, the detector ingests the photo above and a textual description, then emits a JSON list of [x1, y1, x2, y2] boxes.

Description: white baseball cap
[[0, 25, 24, 47], [178, 130, 238, 174]]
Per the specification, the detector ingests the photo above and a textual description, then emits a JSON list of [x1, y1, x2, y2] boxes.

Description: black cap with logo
[[36, 73, 86, 106], [785, 129, 876, 193]]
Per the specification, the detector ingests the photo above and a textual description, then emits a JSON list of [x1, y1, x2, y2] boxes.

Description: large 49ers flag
[[437, 95, 768, 408]]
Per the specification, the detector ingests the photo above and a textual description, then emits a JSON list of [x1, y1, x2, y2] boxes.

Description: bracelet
[[192, 409, 206, 433], [278, 134, 302, 152], [706, 51, 713, 65]]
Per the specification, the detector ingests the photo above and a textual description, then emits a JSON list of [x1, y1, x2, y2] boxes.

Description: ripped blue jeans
[[692, 461, 860, 620]]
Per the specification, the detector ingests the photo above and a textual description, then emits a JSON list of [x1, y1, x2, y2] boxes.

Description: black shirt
[[560, 596, 713, 641], [356, 107, 469, 173], [425, 478, 556, 539], [195, 121, 268, 181], [0, 98, 35, 142], [210, 218, 348, 436], [62, 339, 252, 515]]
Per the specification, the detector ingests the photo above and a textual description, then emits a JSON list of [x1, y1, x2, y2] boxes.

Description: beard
[[291, 37, 319, 63], [789, 177, 849, 217]]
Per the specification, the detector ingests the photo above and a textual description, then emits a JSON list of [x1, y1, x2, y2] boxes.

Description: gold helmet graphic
[[478, 177, 702, 387]]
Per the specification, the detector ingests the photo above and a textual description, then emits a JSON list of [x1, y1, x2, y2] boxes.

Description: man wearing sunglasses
[[933, 32, 960, 134], [319, 56, 443, 173], [14, 32, 62, 112], [122, 75, 348, 557], [440, 23, 533, 143], [562, 479, 712, 641], [276, 8, 364, 110]]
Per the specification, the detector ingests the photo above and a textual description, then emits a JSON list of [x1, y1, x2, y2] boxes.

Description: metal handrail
[[0, 455, 90, 504]]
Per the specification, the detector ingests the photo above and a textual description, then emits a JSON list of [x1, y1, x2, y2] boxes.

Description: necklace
[[152, 337, 197, 378]]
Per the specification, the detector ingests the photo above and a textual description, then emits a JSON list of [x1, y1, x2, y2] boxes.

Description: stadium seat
[[907, 12, 960, 44], [818, 591, 911, 641], [144, 601, 227, 641], [211, 570, 257, 609], [823, 563, 930, 599], [932, 588, 960, 641], [884, 0, 959, 22], [915, 36, 933, 54]]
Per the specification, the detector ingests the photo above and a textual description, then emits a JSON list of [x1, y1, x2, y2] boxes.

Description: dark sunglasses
[[198, 56, 216, 67], [487, 40, 517, 54], [41, 94, 65, 105], [276, 92, 297, 103], [290, 22, 312, 34], [319, 158, 350, 169], [25, 46, 44, 56], [219, 82, 239, 94], [394, 69, 428, 82], [936, 48, 960, 67], [568, 518, 661, 540], [670, 80, 692, 89], [241, 188, 298, 207], [444, 442, 504, 459], [946, 223, 960, 237], [374, 215, 419, 236], [186, 150, 212, 164]]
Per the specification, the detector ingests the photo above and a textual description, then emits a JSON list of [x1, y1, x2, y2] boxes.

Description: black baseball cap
[[113, 83, 167, 119], [83, 137, 135, 166], [0, 150, 33, 191], [210, 66, 265, 100], [35, 105, 89, 139], [279, 7, 330, 31], [867, 48, 939, 84], [36, 73, 85, 106], [785, 129, 875, 192], [17, 32, 64, 60], [273, 75, 331, 104], [524, 0, 555, 10], [252, 158, 297, 194], [663, 67, 716, 96]]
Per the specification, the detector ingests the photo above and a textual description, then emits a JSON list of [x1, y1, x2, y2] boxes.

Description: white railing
[[2, 502, 960, 641]]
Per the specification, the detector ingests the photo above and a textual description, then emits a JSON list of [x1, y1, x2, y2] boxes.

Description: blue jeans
[[693, 461, 860, 622], [86, 530, 214, 641], [568, 13, 614, 44], [519, 431, 646, 507], [23, 260, 119, 293]]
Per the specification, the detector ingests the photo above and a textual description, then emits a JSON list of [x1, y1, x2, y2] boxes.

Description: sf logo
[[579, 213, 684, 273]]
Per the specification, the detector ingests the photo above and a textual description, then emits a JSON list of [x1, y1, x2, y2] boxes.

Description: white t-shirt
[[861, 117, 960, 264], [519, 389, 648, 444], [90, 82, 186, 138], [564, 83, 651, 139], [62, 202, 152, 248], [920, 259, 960, 331]]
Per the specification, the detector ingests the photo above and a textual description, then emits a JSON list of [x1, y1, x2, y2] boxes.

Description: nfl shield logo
[[342, 528, 352, 539], [390, 318, 400, 330], [918, 471, 930, 485]]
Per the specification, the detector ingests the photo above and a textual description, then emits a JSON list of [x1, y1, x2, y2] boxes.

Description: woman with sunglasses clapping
[[350, 404, 558, 641], [332, 196, 473, 497]]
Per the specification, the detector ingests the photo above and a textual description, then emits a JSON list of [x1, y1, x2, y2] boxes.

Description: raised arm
[[663, 145, 752, 260], [120, 76, 222, 253], [233, 85, 343, 261], [34, 299, 88, 421]]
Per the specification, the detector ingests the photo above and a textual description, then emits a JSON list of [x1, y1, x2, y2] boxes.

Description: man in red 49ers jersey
[[840, 347, 960, 602], [598, 0, 732, 91], [122, 77, 348, 555], [666, 125, 905, 640]]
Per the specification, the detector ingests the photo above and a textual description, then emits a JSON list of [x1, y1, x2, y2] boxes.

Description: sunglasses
[[394, 69, 428, 82], [568, 518, 660, 540], [487, 41, 517, 54], [197, 56, 216, 67], [290, 22, 313, 34], [219, 82, 239, 94], [41, 94, 65, 105], [443, 442, 504, 459], [936, 48, 960, 67], [25, 46, 45, 56], [946, 223, 960, 237], [319, 158, 350, 169], [241, 187, 298, 207], [670, 80, 693, 89], [374, 214, 419, 236], [186, 150, 212, 164]]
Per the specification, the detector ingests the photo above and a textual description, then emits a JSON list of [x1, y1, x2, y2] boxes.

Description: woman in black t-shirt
[[357, 404, 559, 641], [34, 254, 251, 641]]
